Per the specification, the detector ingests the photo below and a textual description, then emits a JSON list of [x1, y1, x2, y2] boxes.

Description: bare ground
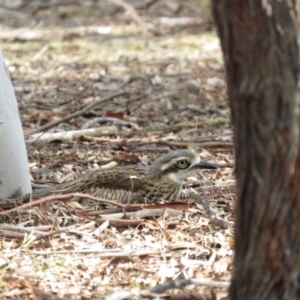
[[0, 1, 234, 299]]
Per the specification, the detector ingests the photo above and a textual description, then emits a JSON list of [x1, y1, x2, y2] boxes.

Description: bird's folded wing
[[34, 167, 145, 196], [91, 168, 144, 191]]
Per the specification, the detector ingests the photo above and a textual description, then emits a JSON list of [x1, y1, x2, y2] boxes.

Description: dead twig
[[215, 161, 235, 168], [150, 279, 192, 294], [189, 188, 234, 229], [164, 141, 234, 149], [79, 136, 233, 151], [27, 249, 162, 256], [36, 91, 128, 132], [0, 193, 127, 215], [95, 219, 180, 228], [96, 208, 184, 220], [0, 226, 50, 239], [192, 278, 230, 288], [27, 126, 118, 144], [0, 27, 133, 42], [151, 277, 229, 294], [103, 277, 229, 299], [95, 219, 145, 228], [81, 116, 140, 130], [109, 0, 149, 36], [25, 242, 197, 256]]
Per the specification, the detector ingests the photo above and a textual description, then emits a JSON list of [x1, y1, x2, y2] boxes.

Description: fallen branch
[[24, 242, 196, 256], [189, 188, 234, 228], [95, 219, 180, 228], [81, 116, 140, 130], [95, 219, 145, 228], [98, 208, 183, 220], [103, 277, 229, 299], [80, 135, 234, 150], [164, 141, 234, 149], [27, 126, 118, 144], [151, 277, 229, 294], [0, 193, 127, 215], [36, 91, 128, 132], [109, 0, 148, 36], [0, 226, 51, 239], [0, 27, 133, 42], [27, 249, 162, 256]]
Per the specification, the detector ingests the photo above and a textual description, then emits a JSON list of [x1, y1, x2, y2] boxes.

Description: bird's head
[[148, 149, 218, 184]]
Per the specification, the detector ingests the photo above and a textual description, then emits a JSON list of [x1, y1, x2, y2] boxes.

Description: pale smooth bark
[[0, 48, 31, 198]]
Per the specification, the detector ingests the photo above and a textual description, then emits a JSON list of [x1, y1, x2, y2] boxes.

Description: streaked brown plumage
[[0, 149, 217, 208]]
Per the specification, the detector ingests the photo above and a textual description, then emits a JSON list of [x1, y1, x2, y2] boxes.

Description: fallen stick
[[0, 193, 127, 215], [189, 188, 234, 228], [36, 91, 128, 132], [27, 126, 118, 144]]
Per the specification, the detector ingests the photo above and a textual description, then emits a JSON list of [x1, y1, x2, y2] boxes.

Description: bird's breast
[[140, 176, 182, 202]]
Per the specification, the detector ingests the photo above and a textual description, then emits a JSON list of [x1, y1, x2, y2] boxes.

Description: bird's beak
[[196, 161, 218, 170]]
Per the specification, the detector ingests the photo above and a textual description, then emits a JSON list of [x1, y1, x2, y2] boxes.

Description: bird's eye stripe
[[160, 157, 191, 171]]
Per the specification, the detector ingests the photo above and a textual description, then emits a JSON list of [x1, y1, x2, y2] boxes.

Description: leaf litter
[[0, 1, 233, 299]]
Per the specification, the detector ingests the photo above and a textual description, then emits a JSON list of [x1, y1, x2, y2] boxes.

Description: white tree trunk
[[0, 48, 31, 198]]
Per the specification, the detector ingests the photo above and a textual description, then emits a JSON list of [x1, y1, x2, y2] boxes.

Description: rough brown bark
[[211, 1, 300, 299]]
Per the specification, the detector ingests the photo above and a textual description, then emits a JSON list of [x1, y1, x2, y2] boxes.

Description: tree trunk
[[0, 48, 31, 199], [211, 1, 300, 299]]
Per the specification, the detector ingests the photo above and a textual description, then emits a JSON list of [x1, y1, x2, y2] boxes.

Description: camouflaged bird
[[0, 149, 217, 209]]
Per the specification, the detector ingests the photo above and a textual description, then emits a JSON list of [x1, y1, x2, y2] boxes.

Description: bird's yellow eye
[[176, 159, 189, 168]]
